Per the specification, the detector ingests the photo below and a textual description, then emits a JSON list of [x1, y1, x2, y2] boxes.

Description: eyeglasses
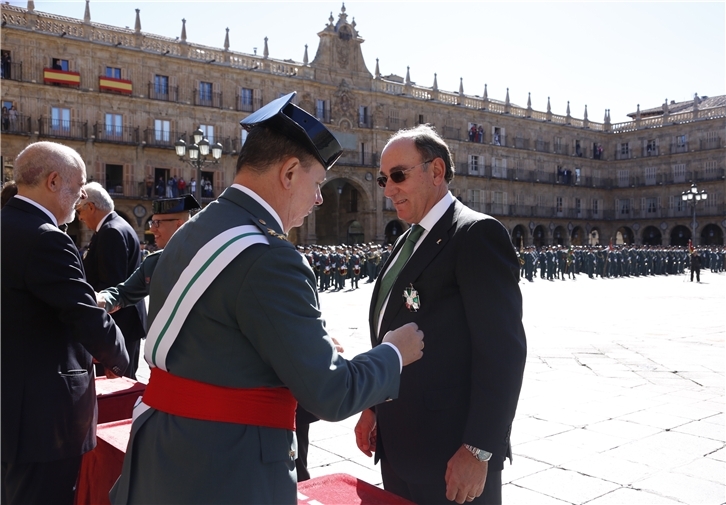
[[377, 159, 434, 188], [147, 219, 179, 229]]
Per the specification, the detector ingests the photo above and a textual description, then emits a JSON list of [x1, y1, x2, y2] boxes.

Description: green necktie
[[372, 224, 425, 331]]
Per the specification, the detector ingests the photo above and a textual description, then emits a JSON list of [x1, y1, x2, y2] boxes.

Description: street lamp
[[175, 127, 223, 201], [680, 182, 708, 246]]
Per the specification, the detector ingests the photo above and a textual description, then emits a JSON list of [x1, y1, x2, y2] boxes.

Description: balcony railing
[[386, 117, 406, 130], [1, 113, 31, 135], [700, 138, 721, 151], [315, 110, 332, 124], [492, 134, 505, 147], [236, 96, 262, 113], [1, 61, 22, 81], [442, 126, 461, 141], [615, 149, 632, 160], [670, 142, 689, 154], [534, 140, 549, 153], [194, 90, 223, 108], [337, 149, 378, 167], [573, 146, 587, 158], [148, 83, 179, 102], [642, 146, 660, 157], [93, 123, 140, 144], [217, 136, 241, 155], [513, 138, 529, 150], [144, 128, 186, 148], [553, 144, 569, 155], [38, 117, 88, 140], [358, 116, 372, 129]]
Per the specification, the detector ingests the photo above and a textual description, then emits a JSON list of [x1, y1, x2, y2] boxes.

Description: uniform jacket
[[83, 211, 147, 343], [1, 197, 129, 463], [101, 251, 161, 314], [369, 199, 527, 483], [111, 187, 401, 504]]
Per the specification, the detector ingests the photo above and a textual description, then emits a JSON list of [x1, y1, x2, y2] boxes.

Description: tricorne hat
[[152, 194, 201, 215], [240, 92, 343, 170]]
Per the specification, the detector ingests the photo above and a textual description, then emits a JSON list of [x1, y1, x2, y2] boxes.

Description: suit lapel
[[368, 233, 408, 343], [377, 201, 459, 343]]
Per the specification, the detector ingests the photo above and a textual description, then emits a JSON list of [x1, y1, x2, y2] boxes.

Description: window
[[575, 198, 581, 216], [646, 197, 658, 214], [673, 164, 686, 183], [669, 195, 685, 213], [468, 123, 484, 143], [105, 67, 121, 79], [575, 167, 581, 185], [199, 124, 214, 144], [468, 155, 479, 175], [575, 140, 582, 157], [620, 142, 630, 156], [105, 164, 123, 194], [645, 166, 657, 185], [592, 198, 599, 216], [51, 106, 70, 131], [105, 113, 122, 138], [677, 135, 687, 147], [617, 169, 630, 187], [492, 157, 506, 178], [704, 161, 718, 179], [154, 119, 170, 142], [316, 99, 326, 121], [556, 196, 564, 213], [239, 88, 254, 111], [199, 81, 213, 102], [618, 199, 631, 215], [646, 139, 657, 156], [418, 114, 425, 125], [52, 58, 69, 71], [154, 75, 169, 95], [240, 129, 248, 147], [359, 106, 368, 126], [492, 127, 503, 146]]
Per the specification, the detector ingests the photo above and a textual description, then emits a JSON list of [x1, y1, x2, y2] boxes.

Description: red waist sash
[[142, 368, 297, 430]]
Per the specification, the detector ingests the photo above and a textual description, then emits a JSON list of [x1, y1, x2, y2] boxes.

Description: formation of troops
[[298, 243, 394, 291], [299, 243, 726, 288], [517, 244, 725, 281]]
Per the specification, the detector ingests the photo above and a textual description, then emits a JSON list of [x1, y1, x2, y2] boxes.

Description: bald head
[[14, 141, 85, 188]]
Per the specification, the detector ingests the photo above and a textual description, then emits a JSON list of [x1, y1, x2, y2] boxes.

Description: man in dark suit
[[76, 182, 147, 379], [1, 141, 129, 505], [355, 125, 527, 505]]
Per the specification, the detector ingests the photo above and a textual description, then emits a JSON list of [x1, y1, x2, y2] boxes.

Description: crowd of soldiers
[[297, 243, 394, 291], [517, 244, 726, 282]]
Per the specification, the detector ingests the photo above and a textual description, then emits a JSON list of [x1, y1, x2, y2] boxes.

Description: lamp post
[[680, 182, 708, 246], [175, 127, 223, 201]]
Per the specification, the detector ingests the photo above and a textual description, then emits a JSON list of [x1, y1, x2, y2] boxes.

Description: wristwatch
[[464, 444, 492, 462]]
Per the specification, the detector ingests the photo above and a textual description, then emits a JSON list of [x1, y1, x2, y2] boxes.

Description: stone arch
[[347, 220, 365, 244], [384, 220, 405, 244], [588, 228, 601, 246], [615, 226, 634, 245], [532, 225, 547, 248], [702, 223, 724, 245], [571, 226, 585, 246], [642, 226, 663, 246], [552, 225, 566, 246], [670, 225, 691, 246], [338, 118, 353, 130], [314, 176, 373, 244], [511, 224, 527, 249]]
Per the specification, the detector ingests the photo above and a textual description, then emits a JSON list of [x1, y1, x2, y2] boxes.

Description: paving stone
[[516, 438, 597, 466], [560, 452, 656, 486], [635, 471, 726, 504], [546, 427, 630, 453], [672, 419, 726, 442], [672, 456, 726, 485], [502, 483, 572, 504], [514, 467, 620, 504], [584, 487, 684, 504], [584, 419, 662, 442]]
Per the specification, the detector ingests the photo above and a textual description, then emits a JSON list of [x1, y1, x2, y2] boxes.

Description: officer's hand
[[382, 322, 424, 366], [331, 336, 345, 353]]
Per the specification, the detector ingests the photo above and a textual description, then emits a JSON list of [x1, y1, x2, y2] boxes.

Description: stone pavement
[[138, 269, 725, 504]]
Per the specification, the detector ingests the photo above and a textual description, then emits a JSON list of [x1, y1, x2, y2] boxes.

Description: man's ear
[[46, 171, 62, 193], [431, 158, 446, 186], [279, 157, 301, 190]]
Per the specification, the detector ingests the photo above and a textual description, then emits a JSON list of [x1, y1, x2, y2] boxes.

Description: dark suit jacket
[[370, 199, 527, 482], [1, 197, 129, 463], [83, 211, 147, 343]]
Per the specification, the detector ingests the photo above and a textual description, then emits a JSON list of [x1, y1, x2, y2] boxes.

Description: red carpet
[[298, 473, 415, 505]]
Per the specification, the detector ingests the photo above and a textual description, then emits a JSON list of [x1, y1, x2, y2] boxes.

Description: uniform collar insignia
[[267, 228, 289, 242]]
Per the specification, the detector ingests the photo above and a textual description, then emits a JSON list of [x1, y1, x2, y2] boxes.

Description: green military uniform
[[99, 251, 161, 313]]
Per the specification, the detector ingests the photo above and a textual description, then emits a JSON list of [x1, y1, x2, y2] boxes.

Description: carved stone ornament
[[335, 80, 354, 120], [336, 40, 350, 69]]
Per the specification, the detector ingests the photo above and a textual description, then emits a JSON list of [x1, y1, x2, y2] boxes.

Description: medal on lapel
[[403, 284, 420, 312]]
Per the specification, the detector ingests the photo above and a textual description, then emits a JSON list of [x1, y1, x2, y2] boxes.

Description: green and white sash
[[144, 224, 268, 371]]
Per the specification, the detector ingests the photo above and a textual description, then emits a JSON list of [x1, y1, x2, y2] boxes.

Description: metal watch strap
[[464, 444, 493, 462]]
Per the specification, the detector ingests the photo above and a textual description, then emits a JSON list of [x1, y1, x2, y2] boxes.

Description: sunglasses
[[377, 159, 434, 188]]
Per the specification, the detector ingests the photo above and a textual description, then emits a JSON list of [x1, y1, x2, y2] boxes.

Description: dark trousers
[[381, 457, 502, 505], [294, 406, 320, 482], [691, 268, 700, 282], [2, 455, 83, 505]]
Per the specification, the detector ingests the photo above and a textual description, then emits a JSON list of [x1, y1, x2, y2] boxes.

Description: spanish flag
[[688, 239, 694, 254]]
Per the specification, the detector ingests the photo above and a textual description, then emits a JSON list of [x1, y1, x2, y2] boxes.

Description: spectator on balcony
[[8, 105, 18, 131], [166, 177, 174, 198], [1, 52, 10, 79], [477, 125, 484, 143], [177, 177, 186, 195], [469, 124, 477, 142], [493, 132, 501, 146], [155, 177, 165, 197], [190, 177, 197, 197], [1, 107, 8, 131]]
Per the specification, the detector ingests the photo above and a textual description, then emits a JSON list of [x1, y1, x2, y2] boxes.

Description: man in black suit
[[76, 182, 147, 379], [1, 141, 129, 505], [355, 125, 527, 504]]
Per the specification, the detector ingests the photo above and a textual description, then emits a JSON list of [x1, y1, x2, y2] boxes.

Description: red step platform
[[298, 473, 415, 505], [95, 376, 145, 424]]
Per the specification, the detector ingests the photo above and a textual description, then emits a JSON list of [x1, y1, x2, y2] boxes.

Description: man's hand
[[354, 408, 377, 457], [95, 291, 106, 310], [331, 336, 345, 353], [382, 322, 424, 366], [445, 446, 488, 504]]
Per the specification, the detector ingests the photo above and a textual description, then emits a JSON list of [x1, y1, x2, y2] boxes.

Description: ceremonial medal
[[403, 284, 420, 312]]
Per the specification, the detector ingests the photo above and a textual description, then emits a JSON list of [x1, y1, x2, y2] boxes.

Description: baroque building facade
[[2, 2, 725, 248]]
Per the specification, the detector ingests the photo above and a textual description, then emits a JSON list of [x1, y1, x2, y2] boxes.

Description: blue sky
[[12, 1, 725, 123]]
